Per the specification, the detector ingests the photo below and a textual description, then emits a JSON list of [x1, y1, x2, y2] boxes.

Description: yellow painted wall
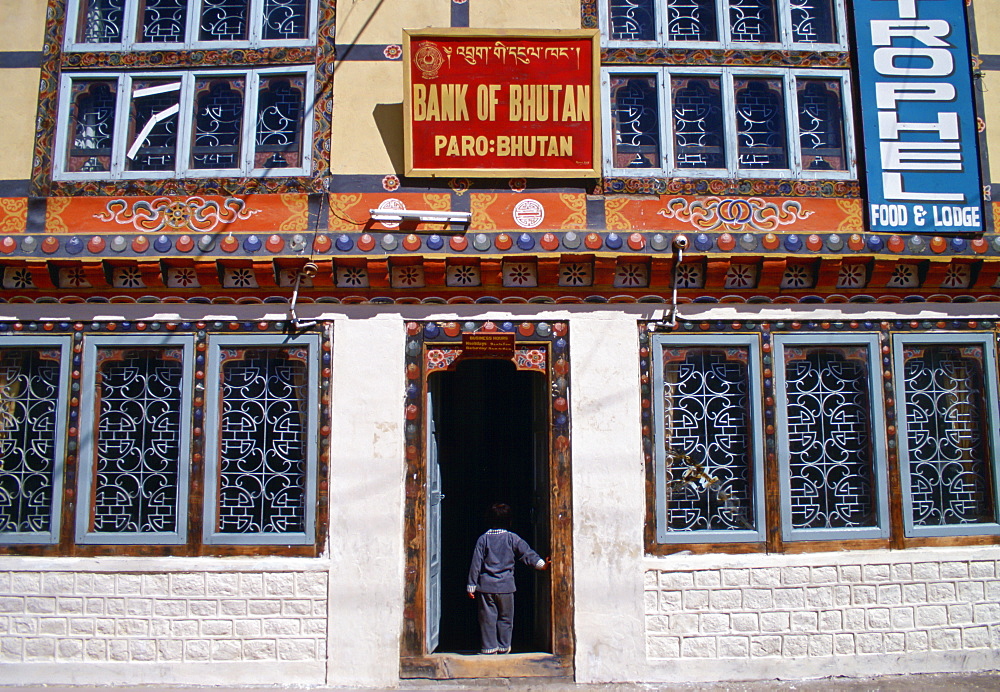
[[0, 69, 40, 180], [0, 0, 47, 52], [469, 0, 580, 30], [981, 72, 1000, 183], [973, 0, 1000, 55], [329, 61, 403, 174], [337, 0, 451, 46]]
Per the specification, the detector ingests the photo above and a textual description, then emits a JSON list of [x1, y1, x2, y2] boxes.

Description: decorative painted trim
[[62, 47, 316, 69], [601, 48, 849, 68], [603, 178, 862, 198]]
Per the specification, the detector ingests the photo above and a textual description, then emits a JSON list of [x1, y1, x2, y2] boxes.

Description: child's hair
[[487, 502, 511, 529]]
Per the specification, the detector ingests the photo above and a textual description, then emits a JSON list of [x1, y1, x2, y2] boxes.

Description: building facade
[[0, 0, 999, 685]]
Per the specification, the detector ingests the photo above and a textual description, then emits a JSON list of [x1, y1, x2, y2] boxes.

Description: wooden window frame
[[64, 0, 319, 51], [54, 67, 316, 181], [0, 336, 73, 545], [0, 327, 328, 558], [892, 331, 1000, 538], [773, 333, 891, 542], [75, 334, 196, 545], [601, 66, 856, 180], [202, 333, 321, 546], [598, 0, 847, 51], [650, 333, 767, 544]]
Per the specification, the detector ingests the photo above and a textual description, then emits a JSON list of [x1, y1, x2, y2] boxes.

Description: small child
[[466, 502, 548, 655]]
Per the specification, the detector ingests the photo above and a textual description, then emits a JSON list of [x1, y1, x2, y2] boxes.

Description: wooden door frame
[[400, 320, 574, 679]]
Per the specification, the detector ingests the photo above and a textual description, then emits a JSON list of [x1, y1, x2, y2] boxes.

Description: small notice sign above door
[[461, 332, 516, 358]]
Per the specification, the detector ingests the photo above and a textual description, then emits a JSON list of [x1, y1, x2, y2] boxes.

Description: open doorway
[[428, 358, 550, 654]]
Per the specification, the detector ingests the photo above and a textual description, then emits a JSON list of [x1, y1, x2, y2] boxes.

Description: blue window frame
[[202, 333, 320, 545], [0, 336, 72, 545], [893, 333, 1000, 538], [650, 334, 766, 543], [773, 334, 890, 541]]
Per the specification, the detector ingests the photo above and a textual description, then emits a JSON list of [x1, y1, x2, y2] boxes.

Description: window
[[645, 325, 1000, 551], [773, 334, 889, 541], [0, 337, 72, 545], [50, 0, 318, 183], [893, 333, 1000, 538], [603, 67, 854, 178], [601, 0, 845, 49], [65, 0, 317, 50], [203, 334, 319, 545], [56, 68, 314, 179], [75, 335, 196, 544], [0, 329, 324, 550], [650, 334, 766, 543]]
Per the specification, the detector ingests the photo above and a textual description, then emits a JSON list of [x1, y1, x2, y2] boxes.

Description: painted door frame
[[400, 320, 574, 679]]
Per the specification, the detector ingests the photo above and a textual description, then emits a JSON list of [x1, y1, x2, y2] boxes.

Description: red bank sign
[[403, 29, 601, 178]]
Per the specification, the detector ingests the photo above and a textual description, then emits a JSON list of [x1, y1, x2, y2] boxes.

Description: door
[[430, 359, 550, 654], [426, 380, 442, 653]]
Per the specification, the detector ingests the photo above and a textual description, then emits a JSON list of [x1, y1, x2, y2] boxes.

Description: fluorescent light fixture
[[368, 209, 471, 224]]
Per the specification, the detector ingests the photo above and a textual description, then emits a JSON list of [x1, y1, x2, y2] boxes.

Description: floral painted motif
[[614, 263, 649, 288], [278, 194, 309, 232], [515, 348, 546, 372], [337, 266, 369, 288], [382, 175, 401, 192], [724, 264, 758, 289], [780, 264, 814, 289], [888, 264, 919, 288], [503, 262, 537, 288], [941, 264, 971, 289], [383, 45, 403, 60], [112, 267, 144, 288], [675, 263, 704, 289], [446, 265, 480, 287], [97, 197, 259, 233], [837, 264, 867, 289], [559, 263, 592, 287], [426, 348, 462, 373], [392, 265, 425, 288], [658, 197, 814, 233], [3, 267, 35, 289], [59, 267, 91, 288], [223, 268, 258, 288], [166, 268, 199, 288]]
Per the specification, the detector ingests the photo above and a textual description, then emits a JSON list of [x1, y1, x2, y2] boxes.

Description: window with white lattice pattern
[[602, 66, 855, 179], [600, 0, 845, 50]]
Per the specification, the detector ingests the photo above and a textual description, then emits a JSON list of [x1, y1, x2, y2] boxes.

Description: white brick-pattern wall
[[0, 568, 327, 665], [644, 547, 1000, 678]]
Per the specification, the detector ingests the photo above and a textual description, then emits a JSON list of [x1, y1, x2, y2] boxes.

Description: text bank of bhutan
[[411, 84, 592, 122]]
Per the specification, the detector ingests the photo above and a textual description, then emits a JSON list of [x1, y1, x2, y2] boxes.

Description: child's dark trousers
[[476, 592, 514, 654]]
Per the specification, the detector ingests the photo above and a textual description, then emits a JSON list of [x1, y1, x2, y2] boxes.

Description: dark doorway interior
[[430, 358, 550, 654]]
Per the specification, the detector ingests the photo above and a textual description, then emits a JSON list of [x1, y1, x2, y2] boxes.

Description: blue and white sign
[[854, 0, 983, 234]]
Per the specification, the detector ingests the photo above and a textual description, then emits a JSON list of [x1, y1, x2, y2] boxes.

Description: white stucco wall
[[639, 547, 1000, 682], [567, 313, 648, 683], [0, 558, 329, 686], [325, 315, 407, 686]]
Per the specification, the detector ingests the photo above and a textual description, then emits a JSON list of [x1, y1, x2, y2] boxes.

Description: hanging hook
[[290, 261, 319, 329]]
